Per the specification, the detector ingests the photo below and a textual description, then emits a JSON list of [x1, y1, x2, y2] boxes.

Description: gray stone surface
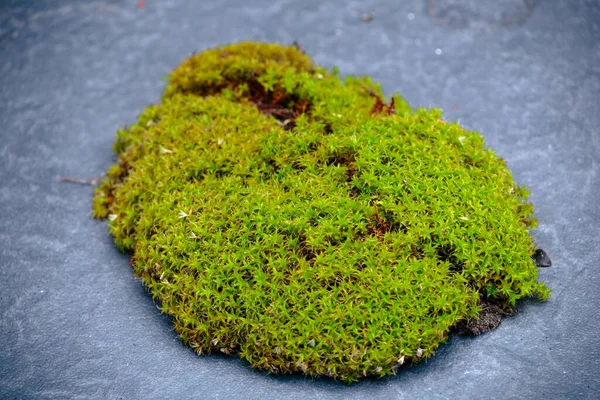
[[1, 1, 599, 398]]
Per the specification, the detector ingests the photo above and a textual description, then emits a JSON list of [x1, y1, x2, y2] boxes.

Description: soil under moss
[[93, 41, 550, 383]]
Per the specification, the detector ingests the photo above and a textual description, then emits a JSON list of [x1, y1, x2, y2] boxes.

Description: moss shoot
[[93, 42, 549, 383]]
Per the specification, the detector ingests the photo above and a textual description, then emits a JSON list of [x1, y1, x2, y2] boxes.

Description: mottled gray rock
[[1, 1, 599, 399]]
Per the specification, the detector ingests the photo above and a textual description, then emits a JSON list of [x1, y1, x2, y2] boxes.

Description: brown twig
[[60, 177, 100, 186]]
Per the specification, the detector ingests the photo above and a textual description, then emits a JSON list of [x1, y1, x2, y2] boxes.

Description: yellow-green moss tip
[[94, 41, 549, 383]]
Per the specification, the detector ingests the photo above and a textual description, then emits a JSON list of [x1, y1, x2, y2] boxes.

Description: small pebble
[[533, 249, 552, 267]]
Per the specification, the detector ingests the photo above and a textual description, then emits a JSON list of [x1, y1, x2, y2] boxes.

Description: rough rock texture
[[1, 0, 599, 398]]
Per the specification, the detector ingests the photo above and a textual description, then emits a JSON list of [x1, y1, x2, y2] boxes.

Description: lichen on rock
[[93, 41, 550, 383]]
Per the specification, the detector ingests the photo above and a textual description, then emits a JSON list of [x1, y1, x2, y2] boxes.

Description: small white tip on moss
[[178, 210, 189, 218]]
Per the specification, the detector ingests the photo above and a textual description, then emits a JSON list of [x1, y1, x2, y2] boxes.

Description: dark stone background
[[1, 1, 599, 398]]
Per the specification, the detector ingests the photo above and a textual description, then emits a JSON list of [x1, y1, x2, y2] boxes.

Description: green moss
[[93, 42, 549, 383]]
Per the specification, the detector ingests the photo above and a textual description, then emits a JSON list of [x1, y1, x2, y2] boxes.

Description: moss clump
[[93, 42, 549, 383]]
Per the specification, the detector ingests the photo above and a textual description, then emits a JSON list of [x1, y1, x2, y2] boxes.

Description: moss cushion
[[93, 42, 549, 383]]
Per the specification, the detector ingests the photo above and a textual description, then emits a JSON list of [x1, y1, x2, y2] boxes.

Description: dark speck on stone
[[533, 249, 552, 267], [361, 12, 374, 22]]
